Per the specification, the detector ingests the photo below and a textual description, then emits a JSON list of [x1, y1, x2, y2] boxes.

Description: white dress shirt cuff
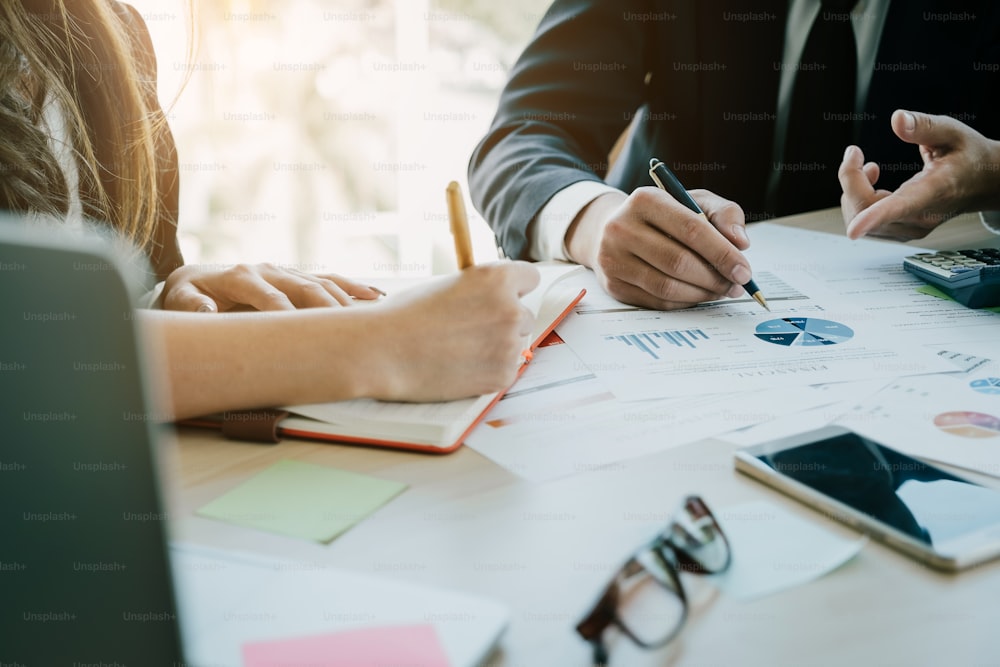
[[980, 211, 1000, 235], [530, 181, 622, 261]]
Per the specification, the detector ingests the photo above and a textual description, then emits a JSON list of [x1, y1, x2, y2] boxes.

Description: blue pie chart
[[971, 378, 1000, 395], [754, 318, 854, 347]]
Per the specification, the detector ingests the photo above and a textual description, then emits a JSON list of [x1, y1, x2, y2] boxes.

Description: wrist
[[233, 308, 384, 406], [565, 191, 627, 267], [312, 307, 392, 401]]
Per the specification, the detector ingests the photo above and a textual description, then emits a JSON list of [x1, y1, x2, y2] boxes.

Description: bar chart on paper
[[605, 329, 710, 360], [554, 261, 956, 402]]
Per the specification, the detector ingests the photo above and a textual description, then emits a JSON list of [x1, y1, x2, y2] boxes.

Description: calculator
[[903, 248, 1000, 308]]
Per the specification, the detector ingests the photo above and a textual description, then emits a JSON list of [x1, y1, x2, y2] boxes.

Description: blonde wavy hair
[[0, 0, 165, 250]]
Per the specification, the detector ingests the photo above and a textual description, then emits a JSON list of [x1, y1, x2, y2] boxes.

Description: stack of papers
[[466, 224, 1000, 482]]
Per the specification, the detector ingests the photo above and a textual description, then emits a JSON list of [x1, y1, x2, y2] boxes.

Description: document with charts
[[555, 228, 966, 402], [464, 332, 858, 482], [835, 367, 1000, 479], [745, 224, 1000, 346]]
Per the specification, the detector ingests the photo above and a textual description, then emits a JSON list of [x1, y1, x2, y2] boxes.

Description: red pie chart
[[933, 411, 1000, 439]]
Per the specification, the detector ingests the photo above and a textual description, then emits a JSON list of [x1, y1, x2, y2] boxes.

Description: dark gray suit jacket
[[469, 0, 1000, 259]]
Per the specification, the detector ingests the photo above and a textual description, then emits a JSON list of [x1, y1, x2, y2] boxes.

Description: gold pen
[[446, 181, 535, 365], [446, 181, 475, 269]]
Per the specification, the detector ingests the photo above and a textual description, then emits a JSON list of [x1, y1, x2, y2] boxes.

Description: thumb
[[891, 109, 963, 149], [502, 260, 542, 298]]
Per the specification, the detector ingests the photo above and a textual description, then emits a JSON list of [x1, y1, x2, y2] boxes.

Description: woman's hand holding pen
[[565, 187, 754, 310], [161, 263, 384, 312], [153, 260, 538, 417], [364, 261, 540, 403]]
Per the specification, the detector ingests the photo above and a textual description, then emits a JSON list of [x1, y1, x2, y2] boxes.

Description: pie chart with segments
[[933, 411, 1000, 439], [970, 378, 1000, 396], [753, 318, 855, 347]]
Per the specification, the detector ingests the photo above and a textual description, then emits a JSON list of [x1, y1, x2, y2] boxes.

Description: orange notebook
[[185, 263, 585, 454]]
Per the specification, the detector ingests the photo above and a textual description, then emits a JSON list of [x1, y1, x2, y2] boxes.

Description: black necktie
[[774, 0, 857, 216]]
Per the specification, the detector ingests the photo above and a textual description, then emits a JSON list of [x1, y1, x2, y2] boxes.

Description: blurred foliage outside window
[[130, 0, 544, 276]]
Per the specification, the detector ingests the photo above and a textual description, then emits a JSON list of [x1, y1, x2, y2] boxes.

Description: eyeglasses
[[575, 495, 731, 665]]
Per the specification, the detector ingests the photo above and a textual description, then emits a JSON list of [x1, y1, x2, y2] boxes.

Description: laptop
[[0, 219, 508, 666]]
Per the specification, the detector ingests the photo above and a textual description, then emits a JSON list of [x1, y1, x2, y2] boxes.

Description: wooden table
[[167, 210, 1000, 666]]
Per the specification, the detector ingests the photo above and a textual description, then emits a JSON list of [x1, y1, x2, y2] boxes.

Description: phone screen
[[753, 431, 1000, 547]]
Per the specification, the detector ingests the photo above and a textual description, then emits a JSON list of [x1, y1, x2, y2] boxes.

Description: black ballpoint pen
[[648, 157, 770, 311]]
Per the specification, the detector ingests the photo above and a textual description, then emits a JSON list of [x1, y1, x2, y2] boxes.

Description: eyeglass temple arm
[[590, 638, 610, 667]]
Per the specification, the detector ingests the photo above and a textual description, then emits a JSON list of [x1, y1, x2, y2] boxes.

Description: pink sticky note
[[242, 624, 451, 667]]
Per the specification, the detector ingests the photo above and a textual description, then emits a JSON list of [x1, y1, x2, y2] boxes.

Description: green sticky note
[[196, 460, 407, 543], [916, 284, 954, 300], [916, 285, 1000, 312]]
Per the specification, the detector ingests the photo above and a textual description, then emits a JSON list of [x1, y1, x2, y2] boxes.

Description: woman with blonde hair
[[1, 1, 539, 418]]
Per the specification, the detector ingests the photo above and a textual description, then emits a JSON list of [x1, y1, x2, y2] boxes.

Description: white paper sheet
[[746, 224, 1000, 347], [465, 336, 852, 482], [717, 348, 993, 448], [556, 264, 956, 402], [171, 543, 508, 667], [835, 369, 1000, 478], [717, 380, 889, 447], [710, 500, 866, 600]]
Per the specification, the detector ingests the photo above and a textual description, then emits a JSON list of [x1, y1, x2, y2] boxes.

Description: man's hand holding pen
[[564, 183, 763, 311]]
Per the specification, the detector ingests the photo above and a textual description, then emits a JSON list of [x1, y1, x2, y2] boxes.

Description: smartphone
[[734, 425, 1000, 571]]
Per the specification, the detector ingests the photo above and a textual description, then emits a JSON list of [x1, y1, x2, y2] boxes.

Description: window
[[130, 0, 542, 277]]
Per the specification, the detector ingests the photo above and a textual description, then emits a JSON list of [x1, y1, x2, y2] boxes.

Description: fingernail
[[731, 225, 748, 246], [369, 285, 387, 297], [731, 265, 751, 285], [728, 284, 745, 299], [902, 111, 915, 133], [843, 145, 853, 162], [197, 303, 216, 313]]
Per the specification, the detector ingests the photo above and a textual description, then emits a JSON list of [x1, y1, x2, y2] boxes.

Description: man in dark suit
[[469, 1, 1000, 309]]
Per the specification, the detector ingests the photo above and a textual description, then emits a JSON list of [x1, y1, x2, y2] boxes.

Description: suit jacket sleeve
[[468, 0, 656, 260]]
